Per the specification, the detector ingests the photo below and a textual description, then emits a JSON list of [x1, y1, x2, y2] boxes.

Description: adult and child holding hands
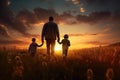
[[28, 16, 70, 60]]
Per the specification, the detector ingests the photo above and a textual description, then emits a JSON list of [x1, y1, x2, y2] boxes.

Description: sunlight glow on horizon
[[55, 43, 62, 51]]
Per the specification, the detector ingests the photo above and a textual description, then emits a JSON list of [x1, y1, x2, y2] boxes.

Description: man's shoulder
[[44, 22, 49, 25], [62, 39, 67, 42], [48, 21, 57, 25]]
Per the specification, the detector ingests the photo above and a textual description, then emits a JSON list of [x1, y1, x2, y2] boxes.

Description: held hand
[[38, 42, 44, 47], [57, 40, 60, 44], [40, 43, 43, 47], [41, 41, 44, 46], [57, 39, 61, 44], [57, 37, 60, 43]]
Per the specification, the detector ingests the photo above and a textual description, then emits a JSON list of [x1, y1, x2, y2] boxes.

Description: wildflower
[[8, 58, 12, 64], [13, 61, 24, 76], [12, 56, 24, 80], [87, 68, 94, 80], [42, 61, 47, 66], [7, 52, 13, 64], [106, 68, 114, 80], [15, 56, 21, 61]]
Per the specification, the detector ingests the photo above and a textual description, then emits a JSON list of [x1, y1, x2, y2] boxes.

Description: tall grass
[[0, 46, 120, 80]]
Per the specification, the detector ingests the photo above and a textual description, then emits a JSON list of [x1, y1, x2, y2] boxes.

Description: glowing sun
[[55, 44, 62, 51]]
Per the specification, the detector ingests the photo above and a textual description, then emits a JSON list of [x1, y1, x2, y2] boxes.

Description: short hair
[[32, 38, 36, 42], [64, 34, 69, 38], [49, 16, 54, 21]]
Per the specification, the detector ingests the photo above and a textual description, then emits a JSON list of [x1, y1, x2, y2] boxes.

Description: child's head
[[32, 38, 36, 42], [64, 34, 69, 39]]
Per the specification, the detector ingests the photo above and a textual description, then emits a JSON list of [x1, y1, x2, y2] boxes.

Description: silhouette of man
[[41, 16, 60, 56]]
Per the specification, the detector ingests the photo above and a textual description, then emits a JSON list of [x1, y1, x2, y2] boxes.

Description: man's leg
[[51, 40, 55, 56], [46, 40, 50, 56]]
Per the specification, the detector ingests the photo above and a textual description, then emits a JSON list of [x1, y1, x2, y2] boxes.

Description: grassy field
[[0, 47, 120, 80]]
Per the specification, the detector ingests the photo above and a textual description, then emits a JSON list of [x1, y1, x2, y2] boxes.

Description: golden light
[[80, 7, 86, 12], [59, 22, 64, 26], [55, 43, 62, 51], [32, 22, 45, 27]]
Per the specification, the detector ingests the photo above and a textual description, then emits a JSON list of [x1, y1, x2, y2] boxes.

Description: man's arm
[[58, 40, 63, 44], [56, 24, 60, 43], [41, 24, 46, 43], [36, 43, 43, 47]]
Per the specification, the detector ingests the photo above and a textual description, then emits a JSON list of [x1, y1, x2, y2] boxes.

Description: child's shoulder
[[63, 39, 69, 41], [30, 42, 37, 45]]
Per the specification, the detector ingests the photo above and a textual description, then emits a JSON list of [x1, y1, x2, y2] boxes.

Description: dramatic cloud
[[0, 0, 74, 39], [0, 0, 29, 36], [0, 0, 120, 48], [76, 11, 112, 24], [1, 2, 119, 37], [1, 0, 119, 36], [71, 0, 79, 5], [86, 0, 120, 12], [0, 24, 9, 37], [33, 7, 74, 24], [68, 0, 120, 14], [16, 9, 38, 24], [33, 8, 59, 22]]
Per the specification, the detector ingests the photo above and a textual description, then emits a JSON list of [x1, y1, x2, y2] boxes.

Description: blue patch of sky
[[9, 0, 50, 13], [9, 0, 83, 15]]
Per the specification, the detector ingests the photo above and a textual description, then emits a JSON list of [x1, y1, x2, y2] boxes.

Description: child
[[59, 34, 70, 60], [28, 38, 43, 57]]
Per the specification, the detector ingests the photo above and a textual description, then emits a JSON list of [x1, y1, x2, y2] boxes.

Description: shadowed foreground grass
[[0, 47, 120, 80]]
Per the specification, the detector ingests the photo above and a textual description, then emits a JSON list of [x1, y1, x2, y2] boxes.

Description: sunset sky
[[0, 0, 120, 50]]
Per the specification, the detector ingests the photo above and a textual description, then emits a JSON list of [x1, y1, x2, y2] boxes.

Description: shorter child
[[28, 38, 43, 57], [59, 34, 70, 60]]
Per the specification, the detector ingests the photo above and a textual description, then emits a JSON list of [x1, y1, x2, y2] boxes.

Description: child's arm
[[37, 43, 44, 47], [58, 41, 62, 44], [68, 40, 70, 46], [58, 40, 63, 44]]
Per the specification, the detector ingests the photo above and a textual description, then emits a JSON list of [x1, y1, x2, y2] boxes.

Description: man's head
[[49, 16, 54, 21]]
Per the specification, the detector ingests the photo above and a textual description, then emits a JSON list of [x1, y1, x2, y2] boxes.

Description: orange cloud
[[72, 0, 79, 5], [0, 24, 9, 37], [80, 7, 86, 12]]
